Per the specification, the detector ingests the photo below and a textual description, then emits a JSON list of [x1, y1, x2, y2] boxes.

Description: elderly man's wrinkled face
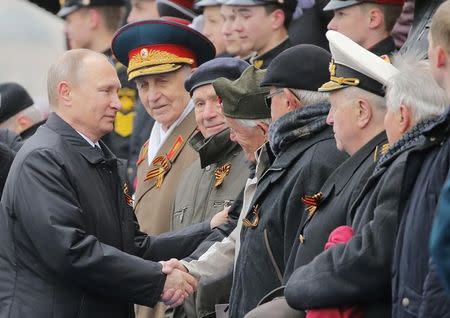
[[224, 116, 266, 161], [127, 0, 159, 23], [135, 67, 191, 130], [68, 54, 122, 141], [327, 89, 361, 155], [192, 84, 227, 138]]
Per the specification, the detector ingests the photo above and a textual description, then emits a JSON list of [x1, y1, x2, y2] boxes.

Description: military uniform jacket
[[369, 35, 396, 56], [172, 128, 247, 231], [171, 129, 248, 318], [228, 126, 347, 317], [284, 132, 388, 280], [285, 136, 420, 317], [134, 110, 198, 236], [251, 38, 291, 69], [0, 114, 212, 318]]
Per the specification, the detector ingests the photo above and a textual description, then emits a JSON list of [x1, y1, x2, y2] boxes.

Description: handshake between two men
[[159, 259, 191, 307], [158, 206, 230, 307]]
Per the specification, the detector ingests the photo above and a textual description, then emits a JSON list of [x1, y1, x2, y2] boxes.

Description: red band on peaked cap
[[129, 44, 198, 67], [172, 0, 195, 9], [161, 16, 191, 25]]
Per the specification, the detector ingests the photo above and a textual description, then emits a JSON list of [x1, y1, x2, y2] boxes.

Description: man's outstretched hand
[[159, 260, 196, 308]]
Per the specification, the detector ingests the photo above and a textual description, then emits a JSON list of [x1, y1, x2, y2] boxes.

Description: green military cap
[[213, 66, 271, 120]]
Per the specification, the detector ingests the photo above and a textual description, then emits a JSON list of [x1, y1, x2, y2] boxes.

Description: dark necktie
[[94, 145, 105, 158]]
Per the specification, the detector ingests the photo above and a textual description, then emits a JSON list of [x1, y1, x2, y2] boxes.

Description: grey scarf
[[268, 102, 330, 156], [375, 117, 439, 171]]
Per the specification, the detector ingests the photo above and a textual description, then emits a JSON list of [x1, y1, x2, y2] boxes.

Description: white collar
[[147, 100, 194, 164], [76, 130, 100, 148]]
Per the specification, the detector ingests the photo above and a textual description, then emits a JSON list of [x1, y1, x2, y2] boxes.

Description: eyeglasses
[[264, 88, 284, 109]]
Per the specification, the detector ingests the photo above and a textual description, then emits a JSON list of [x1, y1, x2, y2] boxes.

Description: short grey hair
[[47, 49, 102, 109], [0, 105, 45, 130], [386, 54, 449, 123], [342, 86, 386, 111], [290, 89, 329, 107], [236, 118, 271, 128]]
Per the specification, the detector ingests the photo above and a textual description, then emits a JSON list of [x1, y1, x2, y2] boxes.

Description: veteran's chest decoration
[[144, 135, 184, 188], [302, 192, 323, 217], [136, 141, 149, 166], [374, 143, 390, 162], [123, 183, 134, 207], [214, 163, 231, 187]]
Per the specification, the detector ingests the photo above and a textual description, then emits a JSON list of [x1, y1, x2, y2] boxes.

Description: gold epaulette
[[373, 143, 390, 162]]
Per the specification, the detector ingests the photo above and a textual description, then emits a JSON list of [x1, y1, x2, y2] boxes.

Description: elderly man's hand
[[210, 207, 230, 229], [160, 258, 188, 274], [160, 268, 197, 307]]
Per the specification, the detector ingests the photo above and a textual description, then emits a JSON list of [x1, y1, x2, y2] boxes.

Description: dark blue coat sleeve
[[430, 178, 450, 293]]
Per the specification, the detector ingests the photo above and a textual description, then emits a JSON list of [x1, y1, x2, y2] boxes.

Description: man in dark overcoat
[[393, 2, 450, 317], [0, 49, 214, 318]]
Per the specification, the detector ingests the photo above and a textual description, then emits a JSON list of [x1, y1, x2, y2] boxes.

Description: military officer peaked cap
[[0, 82, 34, 123], [324, 0, 405, 11], [213, 66, 271, 120], [111, 19, 215, 81], [185, 57, 250, 95], [157, 0, 197, 21], [194, 0, 222, 9], [261, 44, 331, 92], [319, 30, 398, 97], [223, 0, 289, 7], [57, 0, 126, 18]]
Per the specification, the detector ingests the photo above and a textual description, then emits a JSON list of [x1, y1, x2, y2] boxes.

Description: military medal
[[254, 59, 263, 69], [144, 135, 184, 188], [214, 163, 231, 187], [123, 183, 134, 207], [243, 204, 260, 228], [136, 141, 149, 166], [145, 155, 172, 188], [302, 192, 323, 217]]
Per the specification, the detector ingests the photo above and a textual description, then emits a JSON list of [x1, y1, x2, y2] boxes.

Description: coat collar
[[421, 107, 450, 141], [320, 131, 388, 199], [251, 38, 291, 69], [369, 36, 396, 56], [189, 128, 241, 168], [268, 125, 334, 171], [20, 119, 46, 140], [44, 113, 117, 165]]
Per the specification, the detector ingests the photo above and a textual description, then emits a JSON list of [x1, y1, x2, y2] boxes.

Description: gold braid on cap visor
[[128, 48, 195, 80], [328, 59, 360, 86]]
